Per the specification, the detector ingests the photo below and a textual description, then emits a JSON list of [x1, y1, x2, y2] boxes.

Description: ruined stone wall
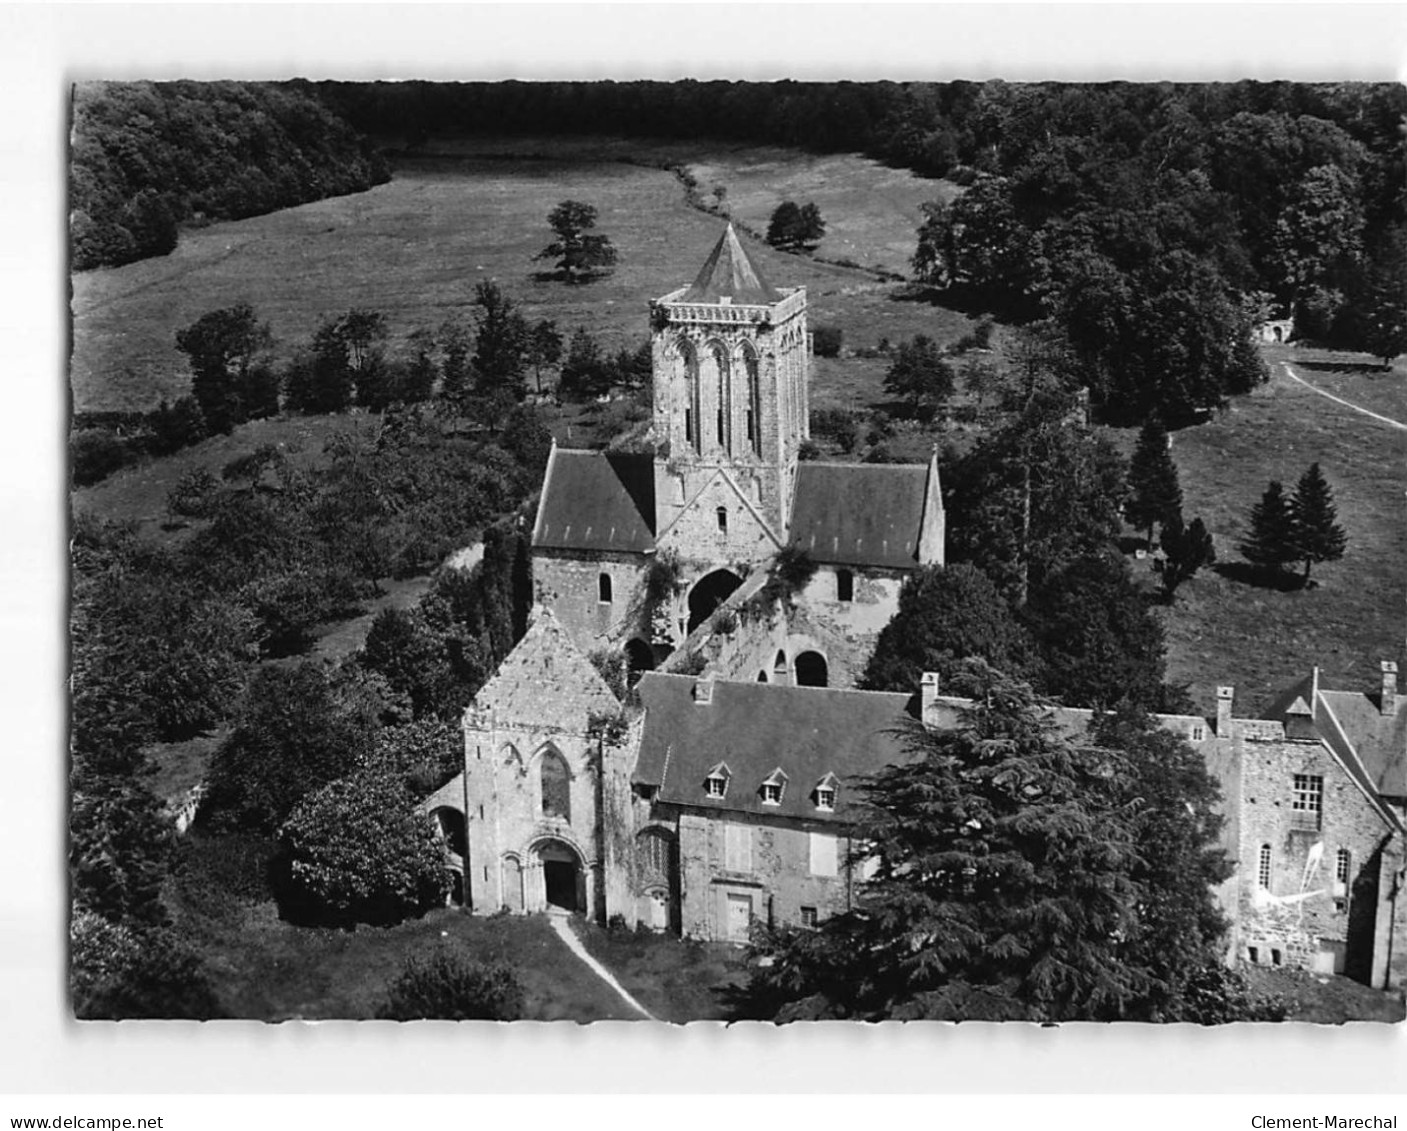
[[459, 721, 608, 919], [1234, 733, 1396, 975], [532, 550, 652, 653], [676, 807, 854, 941]]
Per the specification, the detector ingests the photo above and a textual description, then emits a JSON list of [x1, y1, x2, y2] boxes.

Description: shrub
[[148, 396, 208, 456], [278, 770, 449, 926], [812, 326, 843, 358], [810, 407, 862, 453], [71, 428, 131, 486], [70, 912, 222, 1020], [378, 947, 524, 1021], [165, 467, 220, 520]]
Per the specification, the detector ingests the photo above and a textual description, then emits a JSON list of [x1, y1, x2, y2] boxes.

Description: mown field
[[70, 137, 966, 415], [1124, 346, 1406, 715]]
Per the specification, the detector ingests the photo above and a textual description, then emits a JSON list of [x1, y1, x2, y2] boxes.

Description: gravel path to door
[[546, 914, 659, 1021]]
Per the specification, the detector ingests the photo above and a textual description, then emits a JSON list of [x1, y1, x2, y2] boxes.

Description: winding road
[[1280, 362, 1407, 432]]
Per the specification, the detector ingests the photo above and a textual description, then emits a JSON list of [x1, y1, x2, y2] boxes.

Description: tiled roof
[[681, 224, 782, 305], [633, 674, 919, 823], [788, 461, 930, 568], [532, 447, 655, 555]]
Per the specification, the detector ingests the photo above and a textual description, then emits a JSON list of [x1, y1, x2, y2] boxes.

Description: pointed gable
[[469, 607, 620, 731], [681, 224, 782, 305]]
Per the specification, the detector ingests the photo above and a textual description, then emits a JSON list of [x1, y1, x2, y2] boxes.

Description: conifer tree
[[1159, 513, 1216, 600], [1125, 418, 1182, 548], [1290, 462, 1347, 586], [1238, 480, 1297, 577]]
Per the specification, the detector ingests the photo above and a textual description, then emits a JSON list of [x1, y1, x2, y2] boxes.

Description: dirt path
[[1281, 362, 1407, 432], [547, 915, 658, 1021]]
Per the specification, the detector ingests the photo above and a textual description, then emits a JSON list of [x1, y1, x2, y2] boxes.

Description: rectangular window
[[725, 823, 751, 873], [809, 831, 838, 877], [1190, 723, 1206, 742], [800, 906, 818, 929], [1335, 848, 1352, 886], [1292, 774, 1324, 830], [1258, 844, 1272, 889]]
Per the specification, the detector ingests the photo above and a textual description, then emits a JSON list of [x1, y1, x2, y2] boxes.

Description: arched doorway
[[688, 568, 743, 634], [794, 651, 829, 688], [625, 637, 656, 685], [536, 839, 583, 913], [430, 806, 468, 907]]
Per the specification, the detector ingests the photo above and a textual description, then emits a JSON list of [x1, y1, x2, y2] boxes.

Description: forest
[[70, 81, 390, 269]]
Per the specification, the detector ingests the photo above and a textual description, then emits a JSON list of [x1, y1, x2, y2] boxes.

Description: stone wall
[[1232, 730, 1397, 976], [532, 550, 652, 654], [675, 807, 855, 941]]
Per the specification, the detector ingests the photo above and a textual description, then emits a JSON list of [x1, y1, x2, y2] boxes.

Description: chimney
[[1216, 686, 1234, 736], [1381, 661, 1398, 716], [693, 676, 714, 705], [920, 671, 940, 716]]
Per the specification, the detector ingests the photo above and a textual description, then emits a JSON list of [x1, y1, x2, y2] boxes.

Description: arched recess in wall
[[676, 338, 699, 451], [687, 568, 743, 634], [704, 338, 731, 454], [539, 745, 572, 823], [741, 342, 761, 457], [625, 637, 655, 685], [794, 650, 828, 688]]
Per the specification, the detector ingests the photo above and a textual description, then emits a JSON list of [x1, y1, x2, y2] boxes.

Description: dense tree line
[[71, 81, 390, 270]]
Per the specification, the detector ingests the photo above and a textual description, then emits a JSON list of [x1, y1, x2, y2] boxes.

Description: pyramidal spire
[[682, 223, 781, 304]]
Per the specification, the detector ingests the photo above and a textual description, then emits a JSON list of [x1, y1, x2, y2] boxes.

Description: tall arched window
[[679, 340, 699, 452], [598, 572, 613, 603], [540, 747, 571, 823], [710, 342, 730, 453], [743, 346, 761, 456]]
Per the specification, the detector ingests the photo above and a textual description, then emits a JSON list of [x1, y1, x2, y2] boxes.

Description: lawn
[[1123, 350, 1407, 716], [70, 137, 974, 415], [1241, 964, 1405, 1024], [167, 843, 639, 1021], [570, 920, 747, 1023]]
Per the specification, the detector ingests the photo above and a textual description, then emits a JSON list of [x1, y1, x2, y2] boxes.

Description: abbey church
[[421, 225, 1407, 989]]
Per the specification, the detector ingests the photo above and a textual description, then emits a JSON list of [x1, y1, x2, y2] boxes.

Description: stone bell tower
[[648, 224, 809, 564]]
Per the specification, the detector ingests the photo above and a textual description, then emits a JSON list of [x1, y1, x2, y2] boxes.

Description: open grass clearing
[[1112, 353, 1407, 716], [71, 138, 976, 415], [166, 853, 637, 1021], [1241, 963, 1404, 1023], [570, 920, 747, 1023]]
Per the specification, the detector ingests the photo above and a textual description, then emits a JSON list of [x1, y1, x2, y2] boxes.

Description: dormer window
[[761, 768, 788, 806], [813, 774, 839, 812], [704, 763, 731, 799]]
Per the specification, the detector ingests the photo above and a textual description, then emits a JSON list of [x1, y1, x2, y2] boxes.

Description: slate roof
[[789, 461, 931, 569], [1318, 690, 1407, 799], [681, 224, 782, 305], [633, 673, 919, 823], [532, 447, 656, 555]]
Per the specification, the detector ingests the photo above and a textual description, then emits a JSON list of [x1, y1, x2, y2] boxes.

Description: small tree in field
[[1238, 480, 1297, 578], [882, 335, 956, 418], [535, 201, 617, 282], [1159, 512, 1216, 601], [1290, 462, 1347, 587], [1125, 418, 1182, 549], [766, 201, 826, 251]]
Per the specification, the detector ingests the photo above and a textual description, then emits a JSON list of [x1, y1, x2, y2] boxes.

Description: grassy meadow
[[1131, 347, 1406, 715], [70, 138, 966, 415]]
